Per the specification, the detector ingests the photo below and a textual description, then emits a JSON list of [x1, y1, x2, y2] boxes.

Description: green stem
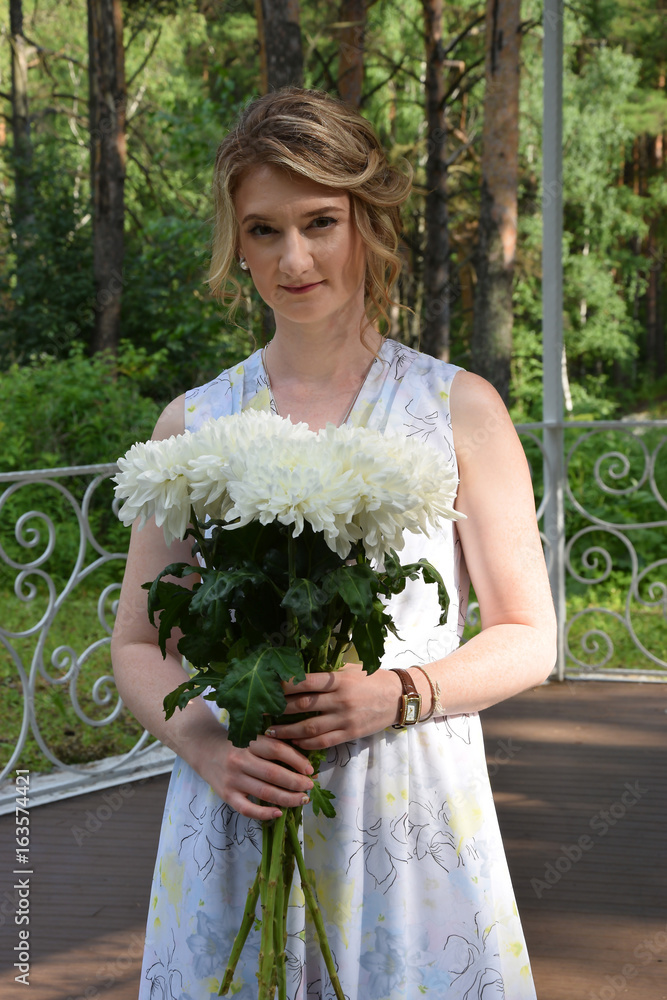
[[274, 856, 287, 1000], [330, 609, 355, 671], [286, 526, 299, 646], [259, 810, 288, 999], [257, 820, 271, 999], [286, 813, 345, 1000], [218, 868, 261, 996], [188, 506, 210, 568]]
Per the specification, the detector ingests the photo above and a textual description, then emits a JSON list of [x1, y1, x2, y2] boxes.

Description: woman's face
[[234, 164, 367, 332]]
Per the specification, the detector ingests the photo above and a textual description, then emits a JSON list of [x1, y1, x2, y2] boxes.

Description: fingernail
[[305, 764, 314, 775], [265, 728, 276, 737], [300, 794, 310, 805]]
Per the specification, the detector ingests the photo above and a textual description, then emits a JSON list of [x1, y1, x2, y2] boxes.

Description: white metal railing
[[0, 463, 174, 813], [1, 420, 665, 809]]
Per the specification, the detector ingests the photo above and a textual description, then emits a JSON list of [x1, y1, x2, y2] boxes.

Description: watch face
[[405, 697, 420, 723]]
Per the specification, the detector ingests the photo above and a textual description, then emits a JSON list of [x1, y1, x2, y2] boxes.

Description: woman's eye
[[249, 224, 274, 236], [310, 217, 337, 230]]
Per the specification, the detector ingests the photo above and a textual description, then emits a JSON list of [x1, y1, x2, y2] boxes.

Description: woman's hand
[[264, 663, 407, 751], [193, 728, 317, 822]]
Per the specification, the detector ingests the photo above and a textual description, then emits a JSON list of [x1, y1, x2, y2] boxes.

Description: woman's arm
[[110, 395, 315, 820], [269, 371, 557, 748]]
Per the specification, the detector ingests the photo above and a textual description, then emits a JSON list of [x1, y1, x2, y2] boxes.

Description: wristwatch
[[391, 668, 422, 728]]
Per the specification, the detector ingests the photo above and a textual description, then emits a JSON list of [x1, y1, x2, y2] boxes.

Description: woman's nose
[[279, 230, 313, 277]]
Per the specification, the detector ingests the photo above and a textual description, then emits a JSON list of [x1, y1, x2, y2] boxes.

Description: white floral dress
[[138, 339, 537, 1000]]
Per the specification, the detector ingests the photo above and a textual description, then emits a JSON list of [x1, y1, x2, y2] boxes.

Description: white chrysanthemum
[[187, 410, 314, 521], [223, 434, 361, 548], [113, 432, 197, 546], [114, 410, 464, 558], [313, 423, 464, 566], [381, 433, 462, 533]]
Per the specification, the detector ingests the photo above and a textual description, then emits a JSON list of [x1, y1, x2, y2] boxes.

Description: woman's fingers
[[268, 667, 401, 748], [215, 738, 314, 819], [249, 734, 314, 774]]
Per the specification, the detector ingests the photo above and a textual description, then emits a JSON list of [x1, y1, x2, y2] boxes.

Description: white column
[[542, 0, 566, 679]]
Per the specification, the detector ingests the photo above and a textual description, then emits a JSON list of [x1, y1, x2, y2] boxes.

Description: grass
[[1, 584, 150, 776]]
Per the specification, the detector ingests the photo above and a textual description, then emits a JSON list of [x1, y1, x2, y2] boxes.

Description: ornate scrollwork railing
[[0, 465, 174, 811], [517, 420, 667, 680]]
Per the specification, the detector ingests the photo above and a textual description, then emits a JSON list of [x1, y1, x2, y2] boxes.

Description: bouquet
[[114, 409, 464, 1000]]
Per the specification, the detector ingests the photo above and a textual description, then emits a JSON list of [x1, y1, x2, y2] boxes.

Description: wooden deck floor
[[1, 679, 666, 1000]]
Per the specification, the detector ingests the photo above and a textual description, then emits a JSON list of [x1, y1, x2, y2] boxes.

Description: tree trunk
[[9, 0, 34, 231], [337, 0, 366, 108], [420, 0, 450, 361], [87, 0, 126, 355], [470, 0, 521, 404], [646, 224, 665, 377], [255, 0, 303, 92]]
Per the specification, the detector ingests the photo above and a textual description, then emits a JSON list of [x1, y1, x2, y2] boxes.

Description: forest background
[[1, 0, 666, 475]]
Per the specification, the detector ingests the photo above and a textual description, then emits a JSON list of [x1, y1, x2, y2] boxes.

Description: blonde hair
[[208, 88, 412, 333]]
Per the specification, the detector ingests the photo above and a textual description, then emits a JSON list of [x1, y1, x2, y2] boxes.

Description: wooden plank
[[0, 680, 665, 999]]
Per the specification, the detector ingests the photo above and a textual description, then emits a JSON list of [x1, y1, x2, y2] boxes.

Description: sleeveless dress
[[138, 339, 537, 1000]]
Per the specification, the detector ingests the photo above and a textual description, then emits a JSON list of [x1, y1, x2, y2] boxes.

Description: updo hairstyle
[[208, 87, 412, 331]]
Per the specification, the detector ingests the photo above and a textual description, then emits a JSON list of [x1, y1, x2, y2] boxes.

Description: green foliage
[[0, 0, 664, 420], [0, 344, 162, 471], [0, 345, 162, 591], [148, 519, 451, 747], [120, 213, 253, 396], [0, 141, 95, 364], [513, 11, 665, 419]]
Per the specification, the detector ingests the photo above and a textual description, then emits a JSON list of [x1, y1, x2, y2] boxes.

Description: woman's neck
[[261, 308, 385, 430], [267, 315, 384, 388]]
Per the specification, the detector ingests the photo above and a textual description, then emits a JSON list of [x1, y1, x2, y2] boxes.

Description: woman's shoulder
[[183, 348, 265, 429], [448, 370, 517, 465], [151, 393, 187, 440]]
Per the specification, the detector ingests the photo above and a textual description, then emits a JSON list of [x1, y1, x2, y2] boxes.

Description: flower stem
[[188, 506, 210, 568], [218, 868, 261, 996], [286, 812, 345, 1000], [258, 810, 288, 999], [286, 526, 299, 646], [257, 819, 272, 999]]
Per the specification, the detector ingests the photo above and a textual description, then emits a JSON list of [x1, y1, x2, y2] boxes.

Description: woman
[[111, 88, 556, 1000]]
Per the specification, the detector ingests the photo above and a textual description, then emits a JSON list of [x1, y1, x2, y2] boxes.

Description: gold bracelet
[[410, 664, 445, 720]]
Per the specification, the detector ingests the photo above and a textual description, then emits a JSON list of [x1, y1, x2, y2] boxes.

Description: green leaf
[[323, 563, 377, 618], [156, 586, 196, 657], [214, 646, 306, 747], [177, 629, 223, 670], [282, 578, 327, 633], [351, 599, 390, 674], [190, 565, 268, 616], [163, 677, 210, 720], [378, 550, 422, 597], [143, 562, 200, 624], [309, 780, 336, 819], [417, 558, 450, 625]]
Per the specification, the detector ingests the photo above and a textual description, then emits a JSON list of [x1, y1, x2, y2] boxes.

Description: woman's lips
[[281, 281, 323, 294]]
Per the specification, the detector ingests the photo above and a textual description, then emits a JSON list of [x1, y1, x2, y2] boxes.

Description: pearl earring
[[239, 257, 249, 271]]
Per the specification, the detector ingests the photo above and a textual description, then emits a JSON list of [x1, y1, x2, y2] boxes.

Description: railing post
[[542, 0, 566, 679]]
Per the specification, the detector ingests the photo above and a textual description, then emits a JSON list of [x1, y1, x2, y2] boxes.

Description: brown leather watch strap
[[391, 667, 419, 697]]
